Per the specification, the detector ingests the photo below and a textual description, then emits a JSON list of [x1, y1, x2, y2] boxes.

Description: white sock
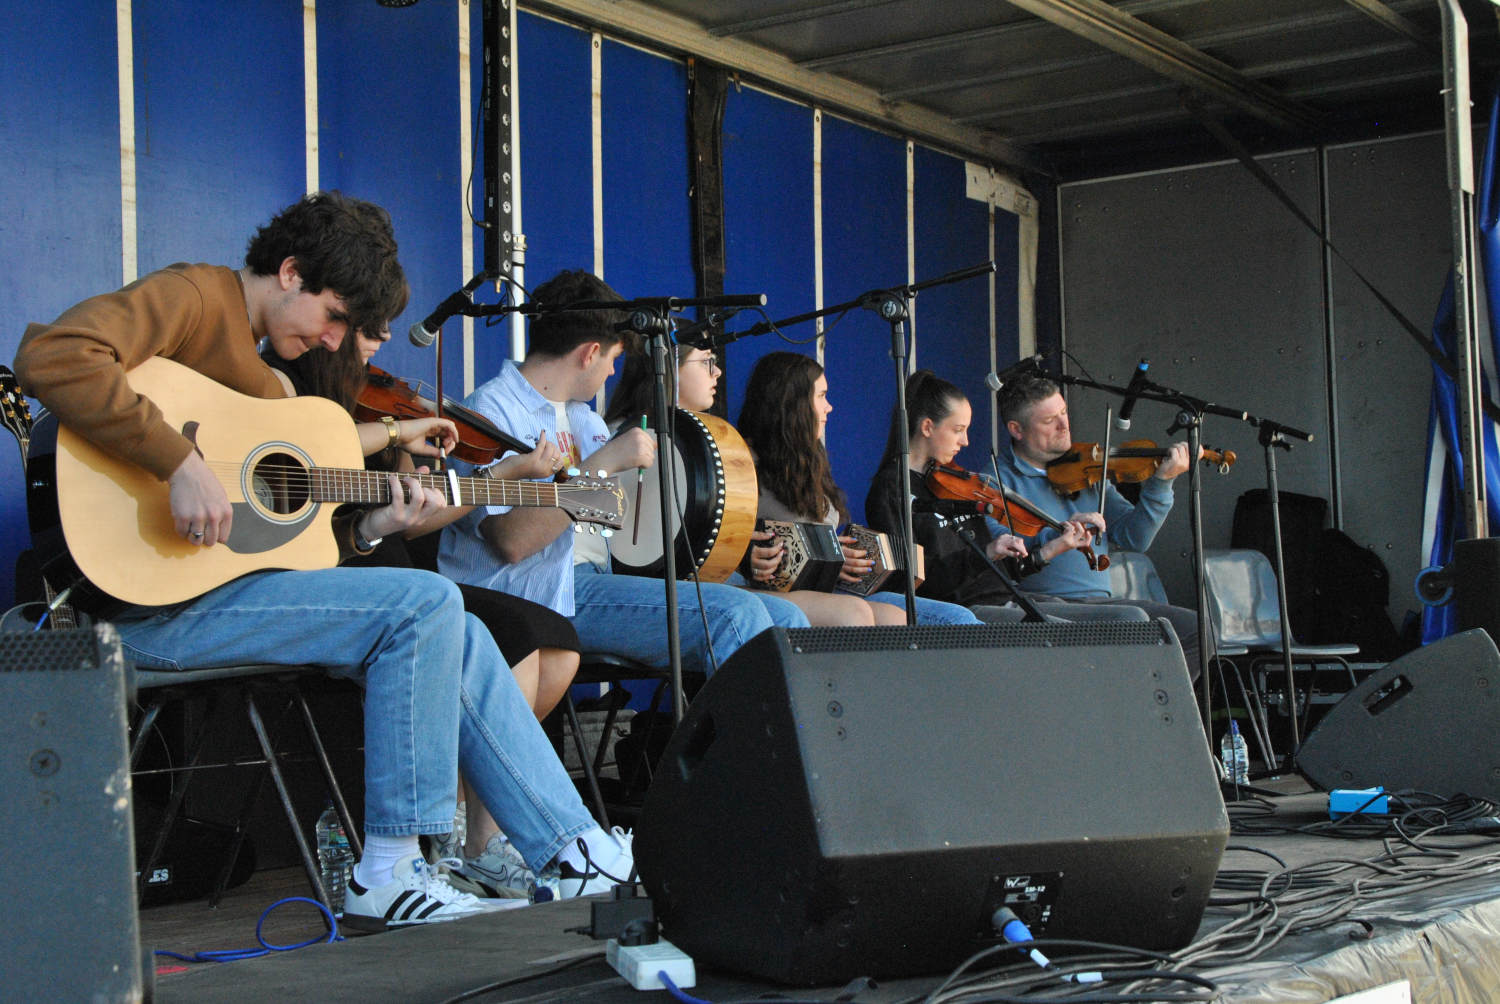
[[354, 834, 422, 889], [557, 826, 627, 876]]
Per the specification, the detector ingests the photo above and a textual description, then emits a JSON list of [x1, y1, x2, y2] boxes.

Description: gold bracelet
[[380, 415, 400, 449]]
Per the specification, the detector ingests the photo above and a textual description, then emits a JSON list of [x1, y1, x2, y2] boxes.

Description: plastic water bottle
[[315, 803, 353, 915], [1220, 720, 1250, 785]]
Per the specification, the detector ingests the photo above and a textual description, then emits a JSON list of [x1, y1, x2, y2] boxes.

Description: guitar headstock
[[0, 365, 33, 463], [559, 473, 625, 533]]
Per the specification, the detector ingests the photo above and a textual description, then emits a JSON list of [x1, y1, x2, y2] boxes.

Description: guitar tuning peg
[[599, 528, 613, 538], [564, 466, 580, 477]]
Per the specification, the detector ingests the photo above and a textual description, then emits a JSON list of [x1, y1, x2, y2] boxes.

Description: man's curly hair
[[245, 191, 406, 340]]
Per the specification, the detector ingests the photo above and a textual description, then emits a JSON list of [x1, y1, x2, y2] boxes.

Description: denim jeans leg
[[113, 567, 465, 836], [722, 571, 813, 631], [571, 564, 778, 675], [454, 612, 594, 870], [867, 591, 982, 625]]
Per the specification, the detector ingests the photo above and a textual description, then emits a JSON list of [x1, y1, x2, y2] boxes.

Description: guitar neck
[[309, 467, 562, 508]]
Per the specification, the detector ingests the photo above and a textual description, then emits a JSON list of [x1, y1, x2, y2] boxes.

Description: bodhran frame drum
[[608, 409, 757, 582]]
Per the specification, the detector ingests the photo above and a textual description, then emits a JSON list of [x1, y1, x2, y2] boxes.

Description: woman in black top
[[864, 370, 1101, 621]]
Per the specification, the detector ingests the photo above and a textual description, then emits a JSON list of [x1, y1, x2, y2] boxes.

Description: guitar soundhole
[[249, 450, 312, 518]]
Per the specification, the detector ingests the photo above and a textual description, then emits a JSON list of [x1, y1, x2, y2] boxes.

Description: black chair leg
[[294, 685, 362, 860], [209, 690, 275, 906], [618, 681, 673, 798], [241, 688, 334, 917], [563, 693, 611, 828]]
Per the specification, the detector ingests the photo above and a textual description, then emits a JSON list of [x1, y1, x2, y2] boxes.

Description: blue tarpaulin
[[1421, 85, 1500, 642]]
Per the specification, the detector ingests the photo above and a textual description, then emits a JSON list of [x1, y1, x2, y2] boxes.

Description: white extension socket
[[606, 937, 697, 991]]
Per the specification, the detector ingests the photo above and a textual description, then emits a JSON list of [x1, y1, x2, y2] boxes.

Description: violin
[[1045, 440, 1236, 497], [355, 365, 531, 465], [923, 461, 1109, 572]]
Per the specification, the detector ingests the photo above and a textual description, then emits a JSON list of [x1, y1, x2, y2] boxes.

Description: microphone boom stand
[[639, 310, 689, 723], [1056, 370, 1314, 762]]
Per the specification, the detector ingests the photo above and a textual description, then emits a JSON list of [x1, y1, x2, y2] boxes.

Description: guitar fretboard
[[303, 467, 562, 508]]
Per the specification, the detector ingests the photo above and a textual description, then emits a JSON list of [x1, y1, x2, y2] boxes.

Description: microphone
[[986, 354, 1044, 392], [1114, 359, 1150, 431], [677, 323, 745, 352], [409, 274, 488, 347]]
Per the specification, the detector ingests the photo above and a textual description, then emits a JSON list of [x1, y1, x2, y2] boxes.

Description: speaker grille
[[0, 626, 108, 673], [783, 619, 1171, 652]]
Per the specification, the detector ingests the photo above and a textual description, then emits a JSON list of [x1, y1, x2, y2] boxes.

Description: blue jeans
[[572, 564, 808, 676], [867, 591, 982, 624], [114, 566, 593, 870], [720, 571, 979, 626]]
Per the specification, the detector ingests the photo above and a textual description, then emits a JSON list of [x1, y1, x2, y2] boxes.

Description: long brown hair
[[736, 351, 847, 523]]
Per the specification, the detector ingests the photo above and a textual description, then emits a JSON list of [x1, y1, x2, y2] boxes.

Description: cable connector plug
[[606, 937, 696, 991], [1441, 816, 1500, 834], [992, 907, 1052, 969]]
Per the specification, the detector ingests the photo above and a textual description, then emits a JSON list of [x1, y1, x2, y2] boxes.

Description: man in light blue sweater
[[993, 373, 1199, 673]]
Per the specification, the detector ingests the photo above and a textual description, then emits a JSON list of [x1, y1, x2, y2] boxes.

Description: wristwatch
[[353, 513, 384, 554]]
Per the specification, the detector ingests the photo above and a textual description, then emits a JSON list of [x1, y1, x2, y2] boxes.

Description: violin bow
[[987, 451, 1022, 538], [1095, 408, 1112, 549]]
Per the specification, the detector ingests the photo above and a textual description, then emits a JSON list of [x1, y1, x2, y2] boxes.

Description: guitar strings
[[194, 459, 610, 508]]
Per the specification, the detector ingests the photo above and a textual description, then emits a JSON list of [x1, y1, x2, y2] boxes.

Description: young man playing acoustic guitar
[[14, 192, 633, 929]]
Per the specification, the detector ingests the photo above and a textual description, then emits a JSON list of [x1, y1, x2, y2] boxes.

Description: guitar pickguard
[[225, 500, 322, 554]]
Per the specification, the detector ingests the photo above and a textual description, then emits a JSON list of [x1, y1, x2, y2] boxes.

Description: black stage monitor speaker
[[1298, 628, 1500, 800], [1454, 537, 1500, 642], [1, 623, 144, 1001], [634, 622, 1229, 986]]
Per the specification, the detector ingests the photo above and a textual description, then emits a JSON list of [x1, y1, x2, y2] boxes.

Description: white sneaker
[[532, 828, 636, 902], [444, 833, 535, 899], [342, 855, 494, 933]]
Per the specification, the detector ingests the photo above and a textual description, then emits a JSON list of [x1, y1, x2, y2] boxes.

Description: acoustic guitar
[[27, 357, 625, 609]]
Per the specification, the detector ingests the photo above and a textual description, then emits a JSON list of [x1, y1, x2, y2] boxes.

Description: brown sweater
[[14, 263, 285, 480]]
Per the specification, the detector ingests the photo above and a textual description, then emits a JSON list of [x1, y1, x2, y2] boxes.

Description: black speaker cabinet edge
[[1299, 628, 1500, 800], [2, 623, 144, 1002]]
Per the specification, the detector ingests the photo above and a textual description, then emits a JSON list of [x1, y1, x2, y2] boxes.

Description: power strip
[[606, 937, 696, 991]]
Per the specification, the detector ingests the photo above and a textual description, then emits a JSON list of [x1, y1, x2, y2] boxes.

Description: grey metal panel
[[1060, 134, 1452, 631], [535, 0, 1489, 176], [1059, 153, 1333, 609], [1324, 132, 1455, 628]]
